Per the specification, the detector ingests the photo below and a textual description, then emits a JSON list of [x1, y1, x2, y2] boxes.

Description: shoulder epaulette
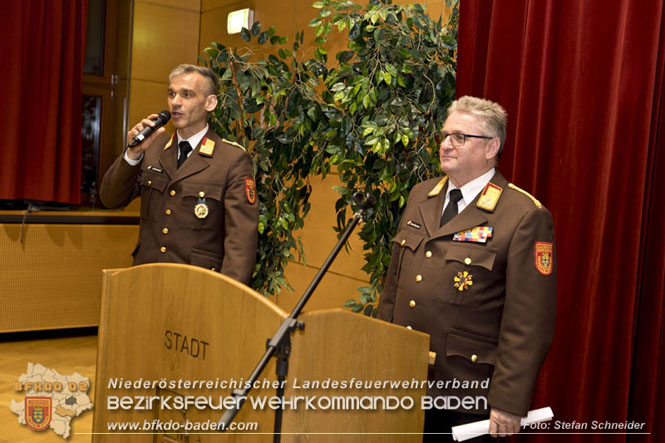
[[508, 183, 542, 208], [221, 138, 247, 151], [428, 177, 448, 197]]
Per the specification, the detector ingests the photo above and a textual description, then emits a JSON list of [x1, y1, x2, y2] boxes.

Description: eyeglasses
[[436, 132, 495, 146]]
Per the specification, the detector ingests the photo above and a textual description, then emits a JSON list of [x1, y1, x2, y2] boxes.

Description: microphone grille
[[158, 110, 171, 123]]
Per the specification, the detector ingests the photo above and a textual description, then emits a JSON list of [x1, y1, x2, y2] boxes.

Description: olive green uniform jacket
[[100, 129, 259, 286], [378, 171, 556, 416]]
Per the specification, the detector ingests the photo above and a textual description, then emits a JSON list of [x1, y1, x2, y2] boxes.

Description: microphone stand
[[217, 193, 376, 442]]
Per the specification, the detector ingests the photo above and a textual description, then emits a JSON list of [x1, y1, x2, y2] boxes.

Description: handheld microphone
[[128, 110, 171, 148]]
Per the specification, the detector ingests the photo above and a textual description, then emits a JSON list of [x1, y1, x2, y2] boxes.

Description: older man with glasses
[[378, 96, 556, 442]]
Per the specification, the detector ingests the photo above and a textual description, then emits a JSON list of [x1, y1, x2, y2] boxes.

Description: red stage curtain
[[0, 0, 87, 204], [457, 1, 665, 442]]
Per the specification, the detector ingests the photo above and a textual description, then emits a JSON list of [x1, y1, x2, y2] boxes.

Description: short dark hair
[[169, 64, 218, 96]]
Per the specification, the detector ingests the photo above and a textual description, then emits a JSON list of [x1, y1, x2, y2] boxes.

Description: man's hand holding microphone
[[126, 110, 171, 161]]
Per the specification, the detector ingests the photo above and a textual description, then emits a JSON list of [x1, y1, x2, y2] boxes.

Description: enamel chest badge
[[454, 271, 473, 291]]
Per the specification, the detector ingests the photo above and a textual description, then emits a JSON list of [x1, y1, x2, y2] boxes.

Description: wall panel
[[0, 221, 138, 332]]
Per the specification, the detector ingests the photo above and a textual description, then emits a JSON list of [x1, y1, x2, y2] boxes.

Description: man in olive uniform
[[101, 64, 258, 285], [378, 96, 556, 441]]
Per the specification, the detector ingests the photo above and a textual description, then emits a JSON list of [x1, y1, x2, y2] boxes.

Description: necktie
[[440, 188, 463, 226], [178, 141, 192, 168]]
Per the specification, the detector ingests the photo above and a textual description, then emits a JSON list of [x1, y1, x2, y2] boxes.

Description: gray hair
[[169, 64, 218, 96], [447, 96, 507, 152]]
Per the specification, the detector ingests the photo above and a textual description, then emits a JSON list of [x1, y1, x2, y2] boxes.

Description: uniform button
[[400, 239, 406, 246], [160, 246, 167, 253], [464, 257, 472, 265], [169, 190, 176, 196], [165, 209, 172, 215], [199, 191, 205, 198], [416, 274, 422, 282], [425, 251, 432, 258], [162, 228, 168, 234], [409, 300, 416, 308], [147, 180, 152, 186], [406, 326, 413, 330], [471, 354, 478, 363]]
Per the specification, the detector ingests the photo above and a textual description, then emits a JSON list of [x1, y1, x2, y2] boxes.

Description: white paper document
[[451, 406, 554, 441]]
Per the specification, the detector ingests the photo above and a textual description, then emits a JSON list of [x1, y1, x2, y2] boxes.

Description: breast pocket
[[391, 229, 424, 287], [139, 170, 168, 220], [181, 181, 224, 230], [435, 244, 497, 305]]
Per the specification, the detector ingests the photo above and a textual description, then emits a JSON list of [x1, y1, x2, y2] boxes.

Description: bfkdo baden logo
[[25, 397, 52, 431], [11, 363, 93, 439]]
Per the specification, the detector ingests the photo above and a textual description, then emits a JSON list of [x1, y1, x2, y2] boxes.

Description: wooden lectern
[[93, 264, 430, 442]]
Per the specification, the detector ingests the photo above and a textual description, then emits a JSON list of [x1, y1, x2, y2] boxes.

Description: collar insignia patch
[[199, 137, 215, 157], [477, 182, 503, 212], [428, 177, 448, 197], [164, 133, 175, 150]]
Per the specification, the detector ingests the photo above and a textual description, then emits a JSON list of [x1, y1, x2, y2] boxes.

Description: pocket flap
[[190, 248, 222, 271], [182, 182, 223, 201], [445, 329, 497, 365], [445, 245, 496, 271], [140, 170, 168, 191], [391, 229, 424, 251]]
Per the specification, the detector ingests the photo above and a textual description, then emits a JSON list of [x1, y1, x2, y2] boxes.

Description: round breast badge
[[194, 202, 209, 219]]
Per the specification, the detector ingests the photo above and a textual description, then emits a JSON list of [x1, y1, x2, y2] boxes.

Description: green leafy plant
[[309, 0, 458, 316], [201, 24, 327, 296], [200, 0, 458, 312]]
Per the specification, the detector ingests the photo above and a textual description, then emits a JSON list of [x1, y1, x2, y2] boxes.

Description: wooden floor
[[0, 329, 97, 443]]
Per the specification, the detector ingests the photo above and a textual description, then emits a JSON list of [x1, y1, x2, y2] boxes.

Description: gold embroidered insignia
[[477, 182, 503, 212], [245, 178, 257, 204], [428, 177, 448, 197], [194, 202, 209, 219], [508, 183, 542, 208], [199, 137, 215, 156], [454, 271, 473, 291], [534, 242, 553, 275], [164, 133, 175, 150]]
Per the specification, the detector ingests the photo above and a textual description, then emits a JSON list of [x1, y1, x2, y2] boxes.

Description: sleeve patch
[[245, 178, 257, 204], [534, 242, 553, 275]]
